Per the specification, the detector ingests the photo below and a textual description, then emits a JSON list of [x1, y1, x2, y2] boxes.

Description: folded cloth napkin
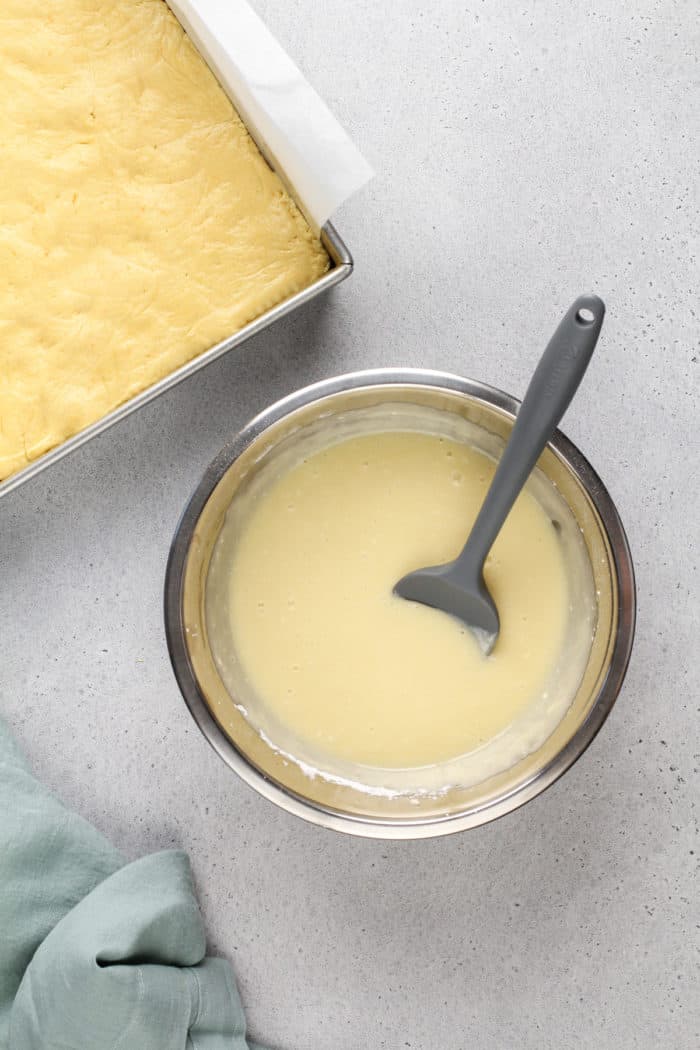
[[0, 719, 266, 1050]]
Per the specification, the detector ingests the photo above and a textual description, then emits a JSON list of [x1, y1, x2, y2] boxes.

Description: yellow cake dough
[[0, 0, 329, 480]]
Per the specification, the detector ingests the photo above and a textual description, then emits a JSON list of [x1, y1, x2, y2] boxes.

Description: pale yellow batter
[[216, 430, 574, 772], [0, 0, 328, 480]]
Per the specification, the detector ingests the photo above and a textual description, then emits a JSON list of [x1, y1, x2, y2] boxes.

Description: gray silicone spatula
[[394, 293, 605, 655]]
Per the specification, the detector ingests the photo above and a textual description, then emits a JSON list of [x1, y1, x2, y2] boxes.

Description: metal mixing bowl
[[164, 369, 635, 838]]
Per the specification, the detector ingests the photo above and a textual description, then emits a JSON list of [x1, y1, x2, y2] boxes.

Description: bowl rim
[[164, 368, 636, 838]]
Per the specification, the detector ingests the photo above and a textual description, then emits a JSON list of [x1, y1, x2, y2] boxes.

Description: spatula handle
[[458, 294, 605, 573]]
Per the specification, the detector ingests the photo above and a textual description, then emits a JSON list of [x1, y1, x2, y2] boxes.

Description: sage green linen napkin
[[0, 719, 266, 1050]]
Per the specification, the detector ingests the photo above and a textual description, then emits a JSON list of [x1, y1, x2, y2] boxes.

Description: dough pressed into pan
[[0, 0, 329, 480]]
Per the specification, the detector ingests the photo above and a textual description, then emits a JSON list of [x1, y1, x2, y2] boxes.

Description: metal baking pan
[[0, 222, 351, 500], [1, 0, 358, 501]]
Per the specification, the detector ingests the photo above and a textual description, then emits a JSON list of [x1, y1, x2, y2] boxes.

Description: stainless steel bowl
[[164, 369, 636, 838]]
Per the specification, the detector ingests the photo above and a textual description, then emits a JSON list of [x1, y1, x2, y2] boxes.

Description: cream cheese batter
[[207, 421, 595, 785]]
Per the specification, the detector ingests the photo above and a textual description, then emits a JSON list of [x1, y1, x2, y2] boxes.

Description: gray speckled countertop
[[2, 2, 698, 1048]]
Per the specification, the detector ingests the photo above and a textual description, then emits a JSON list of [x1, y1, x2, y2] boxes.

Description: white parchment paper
[[167, 0, 373, 229]]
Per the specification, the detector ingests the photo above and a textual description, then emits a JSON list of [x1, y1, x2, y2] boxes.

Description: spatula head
[[394, 563, 500, 655]]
